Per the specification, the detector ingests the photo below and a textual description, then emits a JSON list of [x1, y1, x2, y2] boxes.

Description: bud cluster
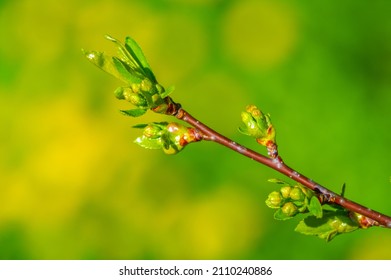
[[84, 35, 175, 117], [265, 180, 321, 220]]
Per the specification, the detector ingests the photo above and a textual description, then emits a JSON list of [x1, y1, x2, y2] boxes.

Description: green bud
[[140, 78, 153, 93], [129, 94, 148, 107], [143, 124, 164, 139], [122, 87, 134, 100], [162, 123, 198, 155], [281, 202, 298, 217], [240, 112, 260, 136], [115, 86, 148, 107], [239, 105, 276, 147], [131, 83, 140, 94], [266, 191, 283, 209], [114, 87, 126, 100], [289, 186, 306, 201], [280, 186, 292, 199]]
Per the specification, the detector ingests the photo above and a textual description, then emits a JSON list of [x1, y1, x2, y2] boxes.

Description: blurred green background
[[1, 0, 391, 259]]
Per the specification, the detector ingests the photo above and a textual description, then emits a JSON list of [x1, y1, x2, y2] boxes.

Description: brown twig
[[173, 106, 391, 229]]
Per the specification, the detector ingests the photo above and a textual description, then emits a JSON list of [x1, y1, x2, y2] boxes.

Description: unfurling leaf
[[124, 36, 156, 82], [295, 211, 359, 241], [83, 35, 176, 116], [83, 50, 135, 84], [112, 57, 142, 84]]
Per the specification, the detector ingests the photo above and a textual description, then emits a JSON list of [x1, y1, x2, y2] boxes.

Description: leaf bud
[[239, 105, 276, 147], [162, 123, 191, 155], [240, 111, 261, 137]]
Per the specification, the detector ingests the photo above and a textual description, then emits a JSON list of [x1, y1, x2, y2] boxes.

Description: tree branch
[[174, 106, 391, 229], [84, 34, 391, 240]]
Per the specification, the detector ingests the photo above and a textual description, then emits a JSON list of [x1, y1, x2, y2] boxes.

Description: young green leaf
[[105, 35, 139, 70], [124, 36, 156, 82], [83, 50, 133, 84], [295, 211, 359, 241], [308, 196, 323, 218], [160, 85, 175, 98], [112, 57, 143, 84], [120, 109, 147, 117], [84, 35, 177, 115], [132, 123, 149, 129]]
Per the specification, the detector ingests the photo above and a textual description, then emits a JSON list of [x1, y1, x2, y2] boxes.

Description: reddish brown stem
[[175, 107, 391, 229]]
